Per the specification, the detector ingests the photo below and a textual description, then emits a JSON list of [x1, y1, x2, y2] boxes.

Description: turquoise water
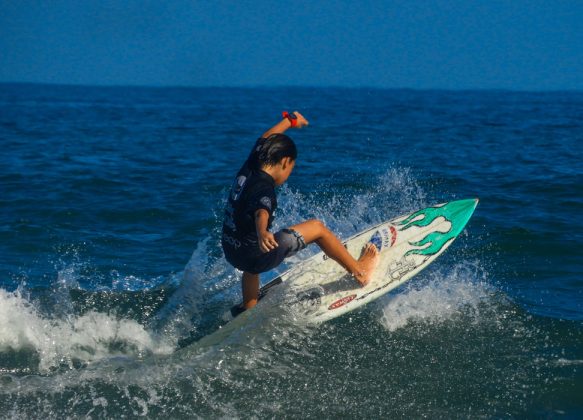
[[0, 84, 581, 417]]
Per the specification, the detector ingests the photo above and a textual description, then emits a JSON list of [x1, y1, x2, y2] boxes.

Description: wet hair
[[253, 134, 297, 169]]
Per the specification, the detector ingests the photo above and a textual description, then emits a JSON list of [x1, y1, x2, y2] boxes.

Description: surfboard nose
[[466, 197, 479, 209], [396, 198, 479, 257], [451, 198, 479, 229]]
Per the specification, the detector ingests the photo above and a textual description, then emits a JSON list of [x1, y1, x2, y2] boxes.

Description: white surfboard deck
[[198, 199, 478, 347]]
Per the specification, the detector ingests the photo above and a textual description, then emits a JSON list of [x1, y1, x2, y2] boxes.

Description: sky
[[1, 0, 582, 90]]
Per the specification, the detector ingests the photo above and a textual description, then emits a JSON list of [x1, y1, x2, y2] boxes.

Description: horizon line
[[1, 80, 582, 94]]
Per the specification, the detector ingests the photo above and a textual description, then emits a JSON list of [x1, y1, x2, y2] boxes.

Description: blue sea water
[[0, 83, 581, 418]]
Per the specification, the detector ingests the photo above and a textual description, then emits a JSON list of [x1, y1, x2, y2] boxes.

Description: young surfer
[[222, 111, 379, 310]]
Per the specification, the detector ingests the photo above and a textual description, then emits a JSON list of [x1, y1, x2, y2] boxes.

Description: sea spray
[[275, 166, 427, 254], [0, 288, 173, 373], [378, 261, 493, 332]]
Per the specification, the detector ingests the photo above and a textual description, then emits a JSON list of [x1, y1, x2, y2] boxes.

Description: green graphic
[[397, 199, 478, 257]]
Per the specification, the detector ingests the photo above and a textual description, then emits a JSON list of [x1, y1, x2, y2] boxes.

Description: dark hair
[[254, 134, 297, 169]]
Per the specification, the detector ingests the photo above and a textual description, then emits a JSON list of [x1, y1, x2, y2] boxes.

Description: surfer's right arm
[[255, 209, 278, 253], [261, 111, 309, 138]]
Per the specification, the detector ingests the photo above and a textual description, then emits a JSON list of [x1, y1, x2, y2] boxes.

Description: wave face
[[1, 85, 582, 418]]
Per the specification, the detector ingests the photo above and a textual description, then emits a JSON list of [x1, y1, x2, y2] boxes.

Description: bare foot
[[353, 243, 380, 286]]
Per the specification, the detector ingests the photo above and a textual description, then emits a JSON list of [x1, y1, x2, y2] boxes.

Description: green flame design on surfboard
[[397, 199, 478, 257]]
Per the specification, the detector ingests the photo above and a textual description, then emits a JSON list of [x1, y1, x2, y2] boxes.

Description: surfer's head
[[255, 134, 297, 185]]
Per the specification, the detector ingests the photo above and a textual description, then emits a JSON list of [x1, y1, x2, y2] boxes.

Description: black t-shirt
[[222, 138, 277, 252]]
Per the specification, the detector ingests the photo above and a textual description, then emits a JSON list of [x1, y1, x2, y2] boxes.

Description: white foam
[[0, 288, 173, 372], [378, 262, 492, 332]]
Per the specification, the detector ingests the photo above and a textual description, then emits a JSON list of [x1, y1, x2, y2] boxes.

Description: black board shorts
[[223, 228, 307, 274]]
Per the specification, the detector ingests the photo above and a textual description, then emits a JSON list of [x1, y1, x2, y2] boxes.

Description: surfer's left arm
[[261, 111, 309, 138]]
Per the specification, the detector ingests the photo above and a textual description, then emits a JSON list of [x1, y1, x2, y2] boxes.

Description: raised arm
[[261, 111, 309, 138]]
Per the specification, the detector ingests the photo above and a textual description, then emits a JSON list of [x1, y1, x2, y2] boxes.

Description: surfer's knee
[[314, 219, 337, 239], [301, 219, 329, 242], [307, 219, 326, 233], [306, 219, 338, 243], [289, 219, 329, 244]]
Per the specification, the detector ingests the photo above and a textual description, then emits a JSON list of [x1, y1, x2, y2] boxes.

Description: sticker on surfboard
[[328, 294, 357, 310]]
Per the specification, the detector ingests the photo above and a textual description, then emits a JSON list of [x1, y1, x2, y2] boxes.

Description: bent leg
[[289, 220, 357, 272], [242, 271, 260, 309], [289, 220, 379, 285]]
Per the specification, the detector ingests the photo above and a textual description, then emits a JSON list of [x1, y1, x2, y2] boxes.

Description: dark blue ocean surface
[[0, 83, 581, 417]]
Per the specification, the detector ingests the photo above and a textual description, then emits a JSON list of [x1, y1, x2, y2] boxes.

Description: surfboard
[[199, 199, 478, 346]]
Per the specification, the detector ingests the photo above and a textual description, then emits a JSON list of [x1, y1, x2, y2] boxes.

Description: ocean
[[0, 83, 581, 418]]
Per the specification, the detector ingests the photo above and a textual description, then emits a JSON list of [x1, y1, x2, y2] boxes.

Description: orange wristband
[[282, 111, 298, 127]]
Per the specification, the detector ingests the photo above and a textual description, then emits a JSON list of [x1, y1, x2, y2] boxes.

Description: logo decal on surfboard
[[375, 226, 397, 250], [328, 294, 357, 310], [369, 231, 383, 252], [295, 287, 324, 311], [390, 226, 397, 246]]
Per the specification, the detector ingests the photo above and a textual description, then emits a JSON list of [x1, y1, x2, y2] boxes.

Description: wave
[[0, 288, 173, 373]]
